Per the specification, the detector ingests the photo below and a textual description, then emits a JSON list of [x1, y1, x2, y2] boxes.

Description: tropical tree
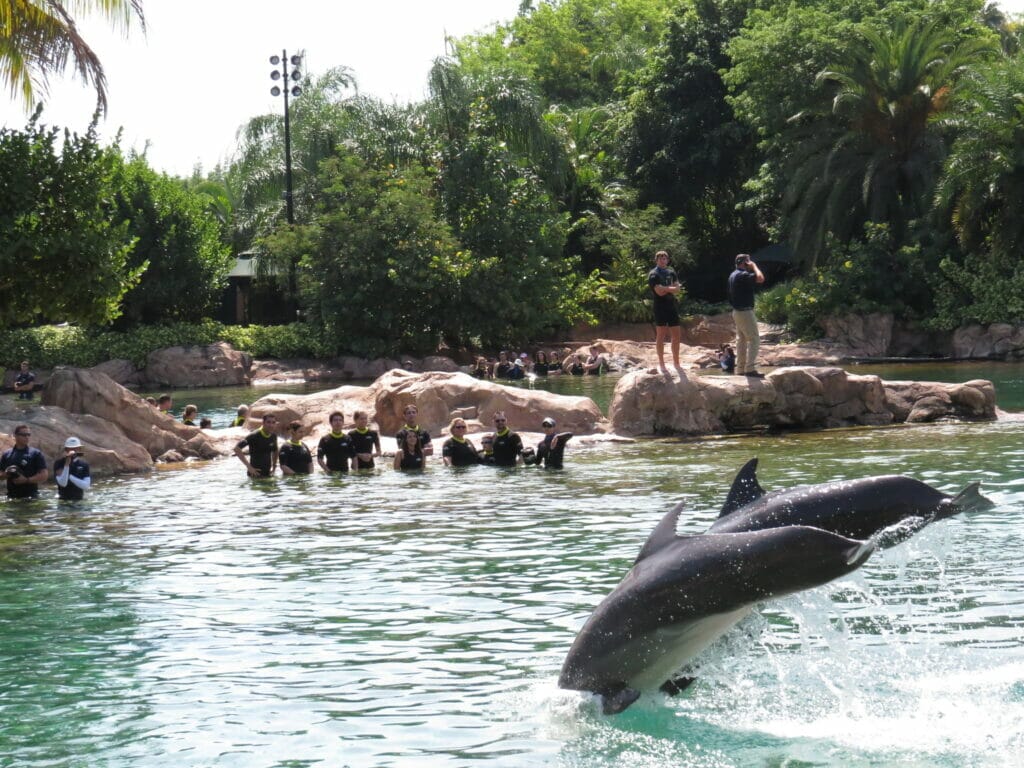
[[0, 0, 144, 113], [782, 17, 997, 267]]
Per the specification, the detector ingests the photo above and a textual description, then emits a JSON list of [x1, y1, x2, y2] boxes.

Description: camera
[[6, 465, 21, 477]]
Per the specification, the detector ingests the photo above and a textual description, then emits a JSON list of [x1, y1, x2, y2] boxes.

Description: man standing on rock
[[648, 250, 682, 369], [13, 361, 35, 400], [728, 253, 766, 378], [234, 414, 279, 478], [1, 424, 48, 499]]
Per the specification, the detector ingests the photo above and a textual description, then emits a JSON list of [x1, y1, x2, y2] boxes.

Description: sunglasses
[[452, 425, 466, 430], [493, 418, 506, 423]]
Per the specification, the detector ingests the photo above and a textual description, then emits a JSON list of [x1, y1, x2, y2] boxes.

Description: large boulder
[[144, 342, 251, 387], [90, 358, 142, 387], [42, 368, 220, 460], [608, 366, 993, 436], [0, 401, 153, 475], [245, 369, 608, 444], [820, 314, 894, 357]]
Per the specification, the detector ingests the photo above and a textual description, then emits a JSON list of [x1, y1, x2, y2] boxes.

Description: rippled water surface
[[3, 367, 1024, 767]]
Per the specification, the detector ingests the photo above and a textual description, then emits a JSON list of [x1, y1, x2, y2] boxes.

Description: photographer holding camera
[[54, 436, 91, 501], [727, 253, 766, 378], [1, 424, 48, 499]]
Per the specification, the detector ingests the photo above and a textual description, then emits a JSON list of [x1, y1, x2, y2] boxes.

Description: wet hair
[[328, 410, 344, 423], [199, 418, 212, 428], [352, 410, 368, 421], [183, 404, 198, 418], [157, 394, 172, 405], [289, 420, 302, 431], [146, 397, 157, 406], [237, 404, 249, 414], [402, 430, 423, 456]]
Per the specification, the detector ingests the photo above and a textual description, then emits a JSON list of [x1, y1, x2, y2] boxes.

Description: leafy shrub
[[0, 322, 328, 370]]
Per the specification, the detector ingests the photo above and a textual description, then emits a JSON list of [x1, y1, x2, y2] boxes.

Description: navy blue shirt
[[728, 268, 757, 310], [1, 445, 47, 498]]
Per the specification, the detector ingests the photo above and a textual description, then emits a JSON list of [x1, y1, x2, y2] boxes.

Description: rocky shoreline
[[1, 312, 1016, 477]]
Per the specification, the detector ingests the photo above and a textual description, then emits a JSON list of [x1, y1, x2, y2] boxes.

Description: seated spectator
[[583, 351, 607, 375], [494, 351, 513, 379], [533, 351, 550, 376], [231, 404, 249, 427], [568, 354, 585, 376], [507, 358, 526, 380], [548, 352, 563, 375], [471, 356, 491, 379], [718, 344, 736, 374], [181, 404, 199, 426]]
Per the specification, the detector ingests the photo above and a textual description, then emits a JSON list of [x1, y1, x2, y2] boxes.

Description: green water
[[3, 365, 1023, 767]]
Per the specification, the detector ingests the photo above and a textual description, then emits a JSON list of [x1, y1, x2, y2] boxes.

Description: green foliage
[[0, 115, 142, 327], [0, 321, 327, 370], [454, 0, 673, 108], [113, 157, 235, 326], [928, 251, 1024, 329], [575, 204, 691, 323], [754, 224, 933, 338], [266, 155, 470, 358]]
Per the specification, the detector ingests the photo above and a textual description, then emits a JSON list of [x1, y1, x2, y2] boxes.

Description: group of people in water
[[234, 403, 573, 477], [472, 349, 608, 380]]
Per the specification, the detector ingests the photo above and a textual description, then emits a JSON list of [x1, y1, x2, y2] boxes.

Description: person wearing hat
[[525, 417, 573, 469], [507, 358, 526, 380], [54, 436, 91, 501], [1, 424, 48, 499], [728, 253, 766, 378]]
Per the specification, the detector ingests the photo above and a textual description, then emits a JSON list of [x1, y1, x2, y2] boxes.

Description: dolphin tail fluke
[[601, 687, 641, 715], [942, 482, 995, 518]]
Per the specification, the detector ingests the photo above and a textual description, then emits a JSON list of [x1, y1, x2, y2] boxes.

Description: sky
[[0, 0, 523, 177], [3, 1, 1023, 178]]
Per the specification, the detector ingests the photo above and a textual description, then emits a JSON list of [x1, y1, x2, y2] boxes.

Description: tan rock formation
[[42, 368, 220, 461], [144, 341, 252, 387], [608, 366, 994, 436]]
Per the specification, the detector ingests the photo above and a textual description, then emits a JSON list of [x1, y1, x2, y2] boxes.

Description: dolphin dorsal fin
[[635, 502, 685, 563], [719, 458, 765, 517]]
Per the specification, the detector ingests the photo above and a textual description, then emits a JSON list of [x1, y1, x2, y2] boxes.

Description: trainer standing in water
[[648, 250, 682, 369], [728, 253, 765, 378]]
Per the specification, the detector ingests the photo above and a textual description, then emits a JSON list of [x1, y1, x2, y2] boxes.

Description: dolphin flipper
[[601, 687, 641, 715], [635, 502, 686, 563], [719, 458, 766, 517]]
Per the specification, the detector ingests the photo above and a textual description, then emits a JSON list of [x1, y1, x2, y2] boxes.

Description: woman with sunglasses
[[441, 418, 480, 467]]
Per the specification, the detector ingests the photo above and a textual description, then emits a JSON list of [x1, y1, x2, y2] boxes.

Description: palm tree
[[784, 19, 996, 267], [0, 0, 144, 114], [936, 56, 1024, 257]]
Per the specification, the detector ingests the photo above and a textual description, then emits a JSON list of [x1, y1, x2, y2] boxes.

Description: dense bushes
[[0, 322, 327, 371]]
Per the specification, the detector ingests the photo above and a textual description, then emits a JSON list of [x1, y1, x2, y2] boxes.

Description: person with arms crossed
[[280, 421, 314, 475], [648, 251, 682, 370], [348, 410, 381, 470]]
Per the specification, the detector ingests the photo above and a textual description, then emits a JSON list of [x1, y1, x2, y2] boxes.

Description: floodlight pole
[[280, 48, 295, 226]]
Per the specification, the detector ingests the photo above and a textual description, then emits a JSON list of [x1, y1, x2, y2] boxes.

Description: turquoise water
[[3, 366, 1023, 767]]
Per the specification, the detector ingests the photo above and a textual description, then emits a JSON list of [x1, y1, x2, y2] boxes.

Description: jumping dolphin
[[558, 460, 993, 715]]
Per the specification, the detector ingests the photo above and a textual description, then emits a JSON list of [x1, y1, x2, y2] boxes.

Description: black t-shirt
[[1, 445, 47, 498], [442, 437, 480, 467], [648, 266, 679, 309], [348, 428, 380, 469], [318, 432, 355, 472], [728, 268, 757, 310], [280, 441, 313, 474], [236, 429, 278, 474], [54, 455, 90, 500], [490, 429, 524, 467]]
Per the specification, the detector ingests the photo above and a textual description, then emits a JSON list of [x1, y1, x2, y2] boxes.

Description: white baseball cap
[[64, 436, 83, 449]]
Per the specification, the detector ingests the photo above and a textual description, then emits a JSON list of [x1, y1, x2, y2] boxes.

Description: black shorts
[[653, 302, 680, 327]]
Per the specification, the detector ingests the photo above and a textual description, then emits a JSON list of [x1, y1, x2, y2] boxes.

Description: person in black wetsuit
[[525, 417, 573, 469], [53, 436, 91, 500], [567, 354, 585, 376], [234, 414, 279, 478], [394, 429, 426, 470], [1, 424, 48, 498], [181, 404, 198, 426], [318, 411, 356, 473], [442, 418, 480, 467], [396, 403, 433, 456], [280, 420, 313, 475], [489, 411, 524, 467], [348, 410, 381, 469], [231, 404, 249, 427], [532, 351, 550, 377]]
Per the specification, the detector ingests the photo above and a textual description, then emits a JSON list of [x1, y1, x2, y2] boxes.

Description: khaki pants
[[732, 309, 760, 374]]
